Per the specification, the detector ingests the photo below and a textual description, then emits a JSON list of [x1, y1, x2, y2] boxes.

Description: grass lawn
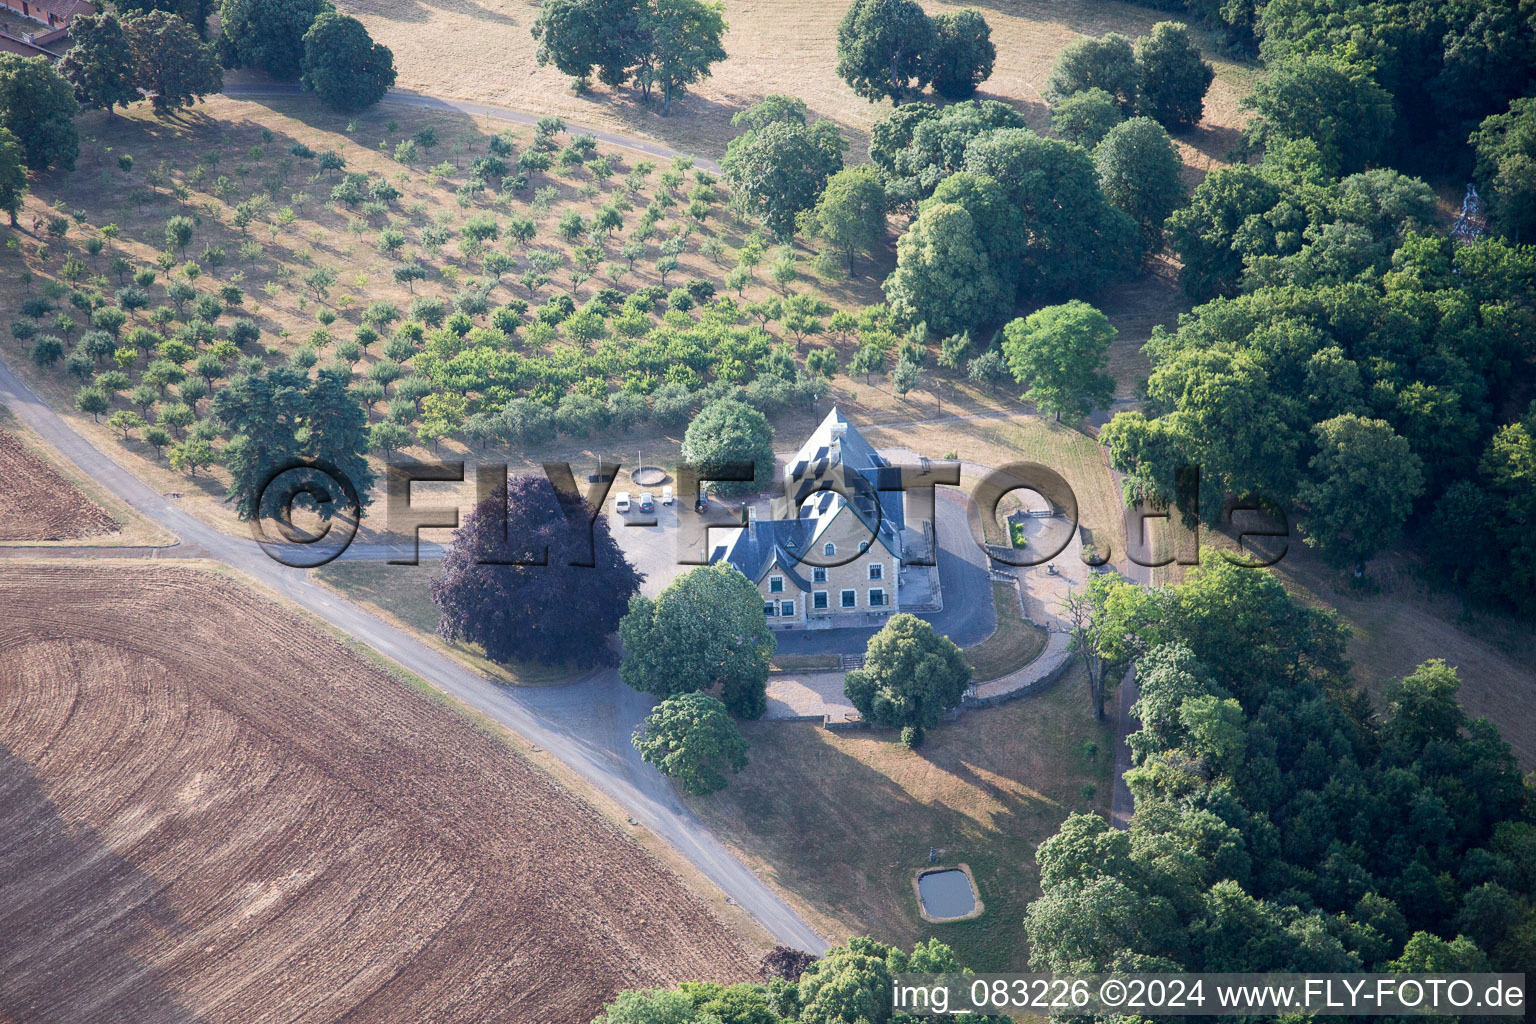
[[965, 580, 1049, 683], [311, 558, 577, 686], [688, 672, 1112, 971]]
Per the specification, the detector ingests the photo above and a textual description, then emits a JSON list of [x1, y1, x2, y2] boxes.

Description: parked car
[[614, 491, 632, 513], [661, 485, 674, 505], [638, 492, 655, 513]]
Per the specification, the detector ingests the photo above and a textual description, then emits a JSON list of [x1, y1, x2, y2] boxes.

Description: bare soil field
[[0, 563, 757, 1024], [342, 0, 1256, 168], [0, 429, 120, 541]]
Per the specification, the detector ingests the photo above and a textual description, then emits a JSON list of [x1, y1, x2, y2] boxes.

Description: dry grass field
[[4, 95, 1070, 541], [1266, 548, 1536, 769], [341, 0, 1256, 170], [689, 673, 1113, 972], [0, 562, 759, 1024]]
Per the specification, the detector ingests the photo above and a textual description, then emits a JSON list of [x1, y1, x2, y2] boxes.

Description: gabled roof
[[6, 0, 94, 20], [785, 407, 905, 537], [0, 32, 54, 57], [714, 410, 905, 587]]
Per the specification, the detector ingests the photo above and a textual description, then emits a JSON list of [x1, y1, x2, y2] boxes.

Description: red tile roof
[[2, 0, 94, 20]]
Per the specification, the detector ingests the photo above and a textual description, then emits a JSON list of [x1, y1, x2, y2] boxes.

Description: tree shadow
[[350, 0, 520, 28], [0, 745, 211, 1024]]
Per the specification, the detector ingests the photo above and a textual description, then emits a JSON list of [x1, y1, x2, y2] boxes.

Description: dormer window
[[769, 575, 784, 594]]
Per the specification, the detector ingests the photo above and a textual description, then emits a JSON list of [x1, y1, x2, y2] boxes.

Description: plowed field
[[0, 430, 118, 541], [0, 564, 755, 1024]]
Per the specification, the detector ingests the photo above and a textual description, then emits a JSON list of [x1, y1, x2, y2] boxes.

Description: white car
[[661, 485, 674, 505], [614, 492, 632, 514]]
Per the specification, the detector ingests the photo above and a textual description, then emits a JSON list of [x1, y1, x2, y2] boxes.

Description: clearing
[[0, 562, 759, 1024]]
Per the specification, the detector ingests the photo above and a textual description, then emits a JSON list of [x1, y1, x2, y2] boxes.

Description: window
[[812, 567, 827, 584], [823, 542, 836, 557], [869, 589, 887, 607], [868, 563, 883, 581], [840, 589, 857, 609], [769, 575, 784, 594], [813, 591, 829, 610], [858, 540, 870, 553], [780, 600, 795, 618], [764, 602, 776, 617]]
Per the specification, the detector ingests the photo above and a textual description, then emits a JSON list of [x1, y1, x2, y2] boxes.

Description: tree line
[[0, 0, 395, 197], [1038, 559, 1534, 980]]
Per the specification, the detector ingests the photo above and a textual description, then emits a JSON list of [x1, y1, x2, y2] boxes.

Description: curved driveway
[[0, 355, 826, 953]]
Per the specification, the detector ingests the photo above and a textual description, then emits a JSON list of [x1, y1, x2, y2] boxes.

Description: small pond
[[917, 869, 977, 920]]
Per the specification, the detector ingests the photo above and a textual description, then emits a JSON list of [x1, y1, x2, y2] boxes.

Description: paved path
[[0, 355, 826, 954], [222, 84, 722, 173]]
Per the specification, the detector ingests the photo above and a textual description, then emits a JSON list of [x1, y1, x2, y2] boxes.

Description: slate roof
[[786, 407, 905, 533], [714, 409, 904, 588]]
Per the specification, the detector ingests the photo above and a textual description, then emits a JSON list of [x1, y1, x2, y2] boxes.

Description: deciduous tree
[[300, 11, 396, 113], [1296, 414, 1424, 574], [835, 0, 934, 104], [882, 200, 1003, 336], [1000, 300, 1115, 422], [123, 10, 223, 115], [431, 473, 642, 666], [632, 691, 749, 794], [636, 0, 726, 115], [60, 10, 137, 118], [218, 0, 333, 80], [1094, 116, 1184, 255], [1135, 21, 1214, 129], [0, 54, 80, 170], [842, 613, 970, 746], [679, 397, 776, 495], [619, 563, 775, 718], [1045, 32, 1139, 111], [1242, 54, 1394, 177], [924, 9, 994, 100], [1471, 95, 1536, 244], [721, 101, 846, 240], [0, 127, 26, 227], [804, 165, 885, 272], [531, 0, 642, 89], [1050, 87, 1122, 148]]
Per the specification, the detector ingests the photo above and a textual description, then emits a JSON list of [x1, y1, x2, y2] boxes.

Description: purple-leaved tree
[[431, 474, 642, 666]]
